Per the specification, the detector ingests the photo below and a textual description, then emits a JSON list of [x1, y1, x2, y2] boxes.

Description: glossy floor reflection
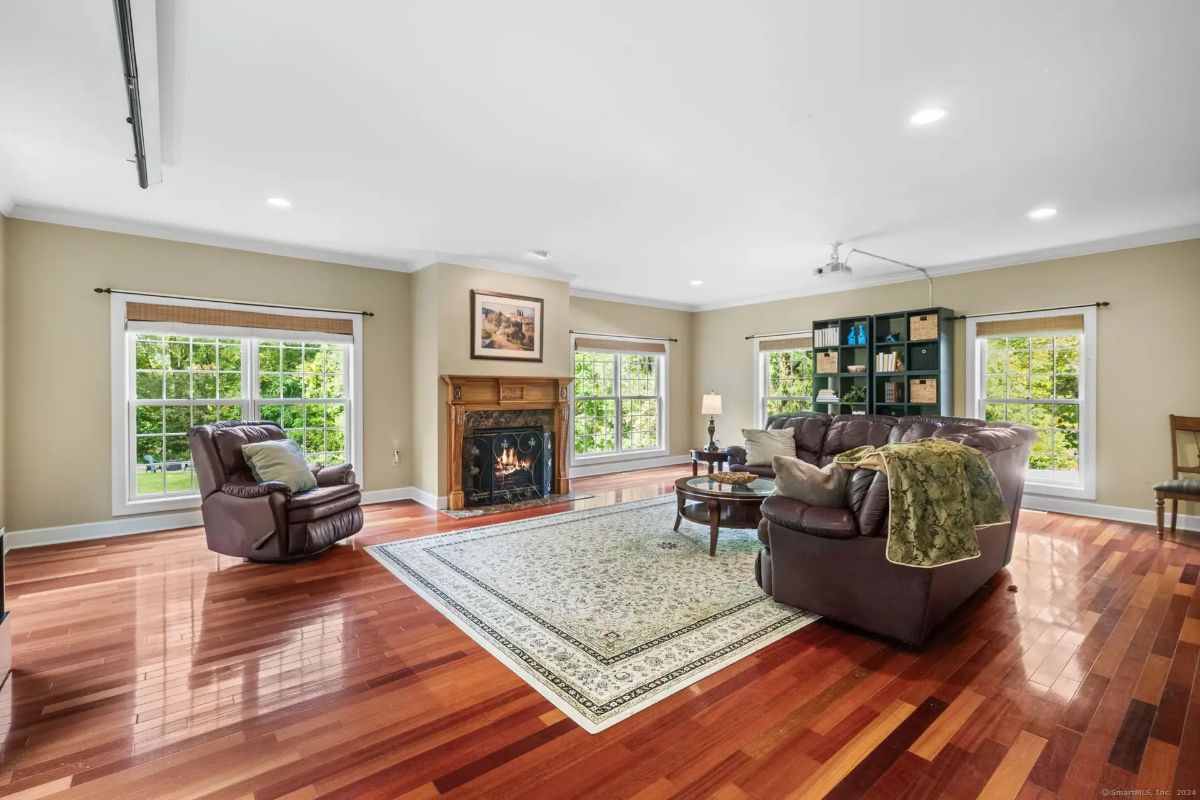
[[0, 465, 1197, 798]]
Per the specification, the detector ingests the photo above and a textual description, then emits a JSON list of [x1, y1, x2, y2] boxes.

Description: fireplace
[[464, 427, 553, 506], [443, 375, 573, 511]]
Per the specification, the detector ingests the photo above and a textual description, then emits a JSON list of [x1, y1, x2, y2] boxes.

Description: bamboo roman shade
[[975, 313, 1084, 338], [126, 302, 353, 336], [574, 337, 667, 355], [758, 335, 813, 352]]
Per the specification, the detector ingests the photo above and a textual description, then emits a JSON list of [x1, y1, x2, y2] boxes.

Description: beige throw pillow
[[741, 428, 795, 466], [772, 455, 849, 508]]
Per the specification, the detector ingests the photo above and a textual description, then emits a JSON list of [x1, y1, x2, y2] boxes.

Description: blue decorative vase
[[847, 327, 856, 346]]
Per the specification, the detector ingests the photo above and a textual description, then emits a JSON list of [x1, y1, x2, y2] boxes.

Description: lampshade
[[701, 393, 723, 415]]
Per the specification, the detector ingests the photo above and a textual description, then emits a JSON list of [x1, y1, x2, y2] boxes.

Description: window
[[966, 308, 1096, 499], [754, 335, 813, 426], [132, 334, 247, 497], [256, 341, 349, 467], [572, 337, 667, 460], [113, 296, 361, 515]]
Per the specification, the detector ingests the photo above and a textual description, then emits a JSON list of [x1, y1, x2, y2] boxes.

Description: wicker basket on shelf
[[909, 377, 938, 404], [909, 313, 939, 341], [816, 351, 839, 374]]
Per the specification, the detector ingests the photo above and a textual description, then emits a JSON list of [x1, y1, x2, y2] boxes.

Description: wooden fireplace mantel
[[442, 375, 574, 510]]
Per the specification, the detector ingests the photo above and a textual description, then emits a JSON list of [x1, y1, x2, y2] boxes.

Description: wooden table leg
[[692, 459, 699, 477], [707, 460, 715, 475], [674, 492, 684, 531], [707, 499, 720, 556]]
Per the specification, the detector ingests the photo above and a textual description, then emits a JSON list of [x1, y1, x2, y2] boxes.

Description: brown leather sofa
[[731, 412, 1036, 645], [188, 421, 364, 562]]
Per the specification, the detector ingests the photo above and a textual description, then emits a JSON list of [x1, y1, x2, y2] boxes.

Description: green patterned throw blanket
[[834, 439, 1009, 568]]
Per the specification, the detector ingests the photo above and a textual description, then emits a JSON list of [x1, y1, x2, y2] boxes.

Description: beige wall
[[568, 296, 695, 456], [3, 219, 413, 532], [5, 215, 1194, 531], [409, 262, 573, 497], [693, 238, 1200, 516]]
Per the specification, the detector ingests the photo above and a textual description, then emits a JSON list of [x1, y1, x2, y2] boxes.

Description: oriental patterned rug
[[366, 495, 818, 732]]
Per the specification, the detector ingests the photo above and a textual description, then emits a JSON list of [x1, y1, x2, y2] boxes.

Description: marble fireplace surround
[[442, 375, 574, 511]]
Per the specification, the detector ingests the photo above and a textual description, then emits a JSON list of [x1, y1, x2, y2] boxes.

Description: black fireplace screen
[[464, 427, 553, 506]]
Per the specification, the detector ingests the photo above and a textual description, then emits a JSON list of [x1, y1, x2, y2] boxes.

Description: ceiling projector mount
[[813, 242, 935, 305]]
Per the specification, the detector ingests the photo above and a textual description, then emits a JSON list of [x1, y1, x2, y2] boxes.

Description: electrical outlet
[[392, 449, 400, 466]]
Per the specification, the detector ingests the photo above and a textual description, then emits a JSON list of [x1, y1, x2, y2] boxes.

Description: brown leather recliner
[[188, 421, 364, 562], [732, 412, 1036, 646]]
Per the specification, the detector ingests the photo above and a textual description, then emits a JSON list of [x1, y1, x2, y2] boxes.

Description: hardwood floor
[[0, 465, 1197, 799]]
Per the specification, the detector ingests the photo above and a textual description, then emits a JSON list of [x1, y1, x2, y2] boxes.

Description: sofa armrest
[[313, 463, 356, 486], [222, 481, 292, 499], [726, 445, 748, 466], [761, 495, 858, 540]]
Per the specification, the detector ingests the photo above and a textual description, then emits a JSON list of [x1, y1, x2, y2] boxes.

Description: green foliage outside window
[[982, 335, 1081, 473], [763, 349, 812, 419], [573, 350, 661, 456], [132, 334, 350, 499]]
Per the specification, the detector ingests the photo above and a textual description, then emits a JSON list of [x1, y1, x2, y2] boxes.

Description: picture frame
[[470, 290, 545, 362]]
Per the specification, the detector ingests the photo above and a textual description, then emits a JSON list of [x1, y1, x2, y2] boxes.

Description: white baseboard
[[361, 486, 446, 509], [1022, 494, 1200, 533], [5, 485, 1190, 553], [3, 487, 448, 552], [570, 454, 690, 478], [4, 509, 204, 553]]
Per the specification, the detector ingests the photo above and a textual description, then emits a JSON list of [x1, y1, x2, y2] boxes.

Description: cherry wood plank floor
[[1, 465, 1198, 799]]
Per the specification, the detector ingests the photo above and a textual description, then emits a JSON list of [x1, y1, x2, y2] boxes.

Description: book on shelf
[[814, 327, 840, 348], [874, 352, 903, 372], [882, 380, 904, 404]]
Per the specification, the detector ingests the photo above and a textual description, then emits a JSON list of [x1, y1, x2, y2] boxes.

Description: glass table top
[[681, 476, 775, 497]]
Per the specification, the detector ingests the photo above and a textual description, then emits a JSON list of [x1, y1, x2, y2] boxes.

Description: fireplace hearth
[[464, 427, 553, 506]]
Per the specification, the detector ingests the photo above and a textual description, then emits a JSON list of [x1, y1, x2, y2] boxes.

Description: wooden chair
[[1155, 414, 1200, 538]]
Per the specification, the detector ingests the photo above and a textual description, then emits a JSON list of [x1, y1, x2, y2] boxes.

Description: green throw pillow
[[241, 440, 316, 492]]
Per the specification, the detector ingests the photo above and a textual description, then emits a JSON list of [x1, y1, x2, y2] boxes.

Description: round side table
[[690, 448, 729, 477]]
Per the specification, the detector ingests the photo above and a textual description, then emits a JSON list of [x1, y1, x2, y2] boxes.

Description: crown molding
[[7, 204, 419, 272], [691, 222, 1200, 312], [569, 287, 693, 312], [419, 253, 576, 284]]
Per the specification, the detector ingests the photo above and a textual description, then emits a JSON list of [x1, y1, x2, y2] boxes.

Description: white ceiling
[[1, 0, 1198, 309]]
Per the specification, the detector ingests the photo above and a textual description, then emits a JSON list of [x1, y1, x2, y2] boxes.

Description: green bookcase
[[812, 307, 954, 416]]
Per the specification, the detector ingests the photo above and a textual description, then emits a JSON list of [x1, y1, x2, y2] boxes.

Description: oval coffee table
[[673, 475, 776, 556]]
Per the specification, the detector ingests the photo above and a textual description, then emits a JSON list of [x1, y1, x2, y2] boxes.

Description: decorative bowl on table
[[847, 365, 867, 373], [710, 471, 757, 485]]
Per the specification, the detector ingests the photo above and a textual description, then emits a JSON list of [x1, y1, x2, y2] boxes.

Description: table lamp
[[701, 392, 723, 451]]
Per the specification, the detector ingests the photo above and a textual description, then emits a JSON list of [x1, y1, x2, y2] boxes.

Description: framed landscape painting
[[470, 290, 544, 362]]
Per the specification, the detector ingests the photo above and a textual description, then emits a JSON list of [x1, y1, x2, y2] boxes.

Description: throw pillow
[[741, 428, 796, 466], [241, 440, 317, 493], [772, 455, 850, 507]]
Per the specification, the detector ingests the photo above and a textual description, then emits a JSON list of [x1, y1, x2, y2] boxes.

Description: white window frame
[[569, 333, 670, 466], [966, 306, 1097, 500], [110, 293, 364, 516], [753, 332, 813, 428]]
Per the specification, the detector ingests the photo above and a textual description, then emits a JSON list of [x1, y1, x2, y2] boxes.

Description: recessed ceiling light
[[1027, 207, 1058, 219], [527, 249, 550, 260], [909, 108, 947, 126], [690, 279, 704, 286], [266, 197, 292, 208]]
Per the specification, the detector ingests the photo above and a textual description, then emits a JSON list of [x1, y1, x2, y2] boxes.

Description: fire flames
[[495, 445, 532, 477]]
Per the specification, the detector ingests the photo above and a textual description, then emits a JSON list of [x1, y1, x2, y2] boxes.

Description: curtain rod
[[569, 330, 678, 342], [744, 329, 811, 340], [94, 287, 375, 317], [949, 301, 1108, 321]]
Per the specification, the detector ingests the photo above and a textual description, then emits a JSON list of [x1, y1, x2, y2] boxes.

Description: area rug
[[366, 495, 818, 732], [437, 492, 595, 519]]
